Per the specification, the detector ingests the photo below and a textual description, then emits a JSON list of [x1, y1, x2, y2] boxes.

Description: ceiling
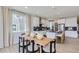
[[8, 6, 79, 19]]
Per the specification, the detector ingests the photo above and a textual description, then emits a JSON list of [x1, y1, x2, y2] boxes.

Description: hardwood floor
[[0, 37, 79, 53]]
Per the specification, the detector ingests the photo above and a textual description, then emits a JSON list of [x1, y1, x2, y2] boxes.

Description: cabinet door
[[65, 17, 77, 27], [31, 16, 39, 31]]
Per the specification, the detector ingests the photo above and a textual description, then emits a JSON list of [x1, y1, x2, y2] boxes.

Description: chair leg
[[53, 40, 56, 53], [19, 38, 20, 52], [25, 40, 30, 53], [19, 45, 20, 52], [50, 41, 52, 53], [23, 37, 25, 53], [50, 40, 56, 53]]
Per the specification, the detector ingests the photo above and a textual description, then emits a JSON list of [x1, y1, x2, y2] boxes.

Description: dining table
[[21, 35, 56, 53]]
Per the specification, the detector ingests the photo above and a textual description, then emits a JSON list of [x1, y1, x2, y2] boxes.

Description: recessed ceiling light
[[25, 6, 28, 8]]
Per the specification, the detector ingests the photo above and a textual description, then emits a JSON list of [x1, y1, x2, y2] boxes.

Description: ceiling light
[[25, 6, 28, 8]]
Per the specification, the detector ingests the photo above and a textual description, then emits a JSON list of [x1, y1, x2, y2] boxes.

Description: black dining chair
[[19, 36, 30, 53], [26, 33, 40, 53], [38, 34, 56, 53]]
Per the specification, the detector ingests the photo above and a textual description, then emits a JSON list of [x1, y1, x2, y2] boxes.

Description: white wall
[[46, 20, 50, 27], [41, 19, 50, 27], [57, 19, 65, 24], [26, 15, 30, 32], [31, 16, 39, 32], [65, 17, 78, 38], [0, 7, 4, 48]]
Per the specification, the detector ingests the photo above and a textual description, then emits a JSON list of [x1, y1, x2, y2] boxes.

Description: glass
[[12, 12, 26, 32]]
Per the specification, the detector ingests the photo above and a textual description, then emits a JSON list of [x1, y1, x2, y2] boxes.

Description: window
[[12, 11, 27, 32]]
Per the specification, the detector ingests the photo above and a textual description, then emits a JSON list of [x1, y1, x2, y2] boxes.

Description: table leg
[[32, 40, 34, 52], [50, 40, 56, 53]]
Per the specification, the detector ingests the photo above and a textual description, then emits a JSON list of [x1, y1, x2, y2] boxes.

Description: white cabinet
[[65, 17, 77, 27], [65, 31, 78, 38], [31, 16, 39, 27], [65, 17, 78, 38]]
